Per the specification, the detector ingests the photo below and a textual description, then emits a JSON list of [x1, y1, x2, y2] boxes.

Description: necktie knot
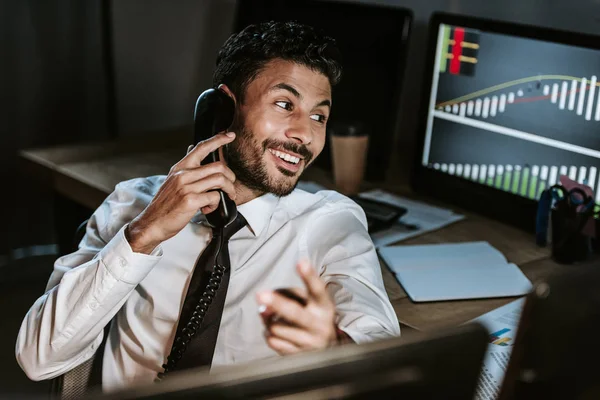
[[215, 212, 247, 241]]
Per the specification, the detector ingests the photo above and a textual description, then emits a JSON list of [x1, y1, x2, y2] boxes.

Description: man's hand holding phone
[[257, 260, 354, 354], [126, 132, 237, 254]]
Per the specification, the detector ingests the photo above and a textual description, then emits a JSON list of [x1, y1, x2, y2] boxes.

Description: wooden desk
[[20, 133, 564, 333]]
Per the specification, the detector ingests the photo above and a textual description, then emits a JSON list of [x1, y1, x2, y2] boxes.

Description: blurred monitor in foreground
[[499, 263, 600, 399], [97, 324, 488, 399]]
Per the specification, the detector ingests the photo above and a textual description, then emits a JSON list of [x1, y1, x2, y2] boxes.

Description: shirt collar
[[191, 192, 279, 237], [237, 192, 279, 236]]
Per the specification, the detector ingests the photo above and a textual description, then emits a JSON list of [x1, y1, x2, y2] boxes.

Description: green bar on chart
[[495, 172, 503, 189], [503, 169, 511, 191], [537, 181, 546, 199], [439, 25, 450, 73], [512, 169, 521, 193], [520, 167, 530, 197], [528, 176, 539, 199]]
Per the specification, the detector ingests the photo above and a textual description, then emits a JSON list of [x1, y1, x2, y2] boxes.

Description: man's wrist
[[125, 219, 160, 255]]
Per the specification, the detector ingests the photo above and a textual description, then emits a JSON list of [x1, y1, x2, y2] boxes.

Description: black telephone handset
[[159, 89, 238, 379], [193, 88, 237, 228]]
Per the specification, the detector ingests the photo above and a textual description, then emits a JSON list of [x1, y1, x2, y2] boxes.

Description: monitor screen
[[414, 13, 600, 230], [233, 0, 412, 182]]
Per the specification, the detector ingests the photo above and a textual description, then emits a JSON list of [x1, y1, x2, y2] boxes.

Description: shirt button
[[118, 257, 127, 267], [90, 301, 98, 310]]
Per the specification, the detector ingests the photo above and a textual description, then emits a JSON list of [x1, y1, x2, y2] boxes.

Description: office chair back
[[50, 219, 111, 399]]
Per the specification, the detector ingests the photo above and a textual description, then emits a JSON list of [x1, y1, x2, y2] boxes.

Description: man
[[16, 21, 400, 392]]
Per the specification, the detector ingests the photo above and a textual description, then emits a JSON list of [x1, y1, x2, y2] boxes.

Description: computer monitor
[[413, 13, 600, 232], [233, 0, 412, 182], [498, 263, 600, 399], [97, 323, 488, 399]]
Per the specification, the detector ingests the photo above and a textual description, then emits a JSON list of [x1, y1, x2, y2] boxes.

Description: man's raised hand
[[126, 132, 236, 254], [256, 260, 341, 354]]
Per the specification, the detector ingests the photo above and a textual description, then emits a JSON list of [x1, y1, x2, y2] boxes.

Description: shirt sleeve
[[301, 198, 401, 344], [15, 179, 163, 381]]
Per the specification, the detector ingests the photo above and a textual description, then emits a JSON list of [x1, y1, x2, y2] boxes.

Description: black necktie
[[158, 212, 247, 379]]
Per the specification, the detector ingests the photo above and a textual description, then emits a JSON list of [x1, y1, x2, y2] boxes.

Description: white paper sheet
[[378, 242, 532, 302], [467, 299, 526, 400], [378, 241, 507, 269]]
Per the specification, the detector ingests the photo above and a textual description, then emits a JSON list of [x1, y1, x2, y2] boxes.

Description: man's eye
[[310, 114, 327, 124], [275, 101, 293, 111]]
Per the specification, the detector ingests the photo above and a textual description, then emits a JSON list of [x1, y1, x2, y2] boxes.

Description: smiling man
[[15, 21, 400, 392]]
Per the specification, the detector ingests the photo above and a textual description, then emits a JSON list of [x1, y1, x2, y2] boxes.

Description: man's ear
[[218, 84, 237, 105]]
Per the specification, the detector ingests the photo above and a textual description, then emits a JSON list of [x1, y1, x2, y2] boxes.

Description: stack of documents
[[358, 189, 465, 247], [378, 242, 532, 302], [297, 184, 465, 247]]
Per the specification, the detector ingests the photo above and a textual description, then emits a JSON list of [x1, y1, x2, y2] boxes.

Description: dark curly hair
[[213, 21, 342, 104]]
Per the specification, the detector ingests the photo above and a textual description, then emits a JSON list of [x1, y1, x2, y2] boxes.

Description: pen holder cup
[[551, 207, 592, 264]]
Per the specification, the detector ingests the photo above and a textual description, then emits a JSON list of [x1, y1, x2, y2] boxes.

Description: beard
[[225, 121, 314, 197]]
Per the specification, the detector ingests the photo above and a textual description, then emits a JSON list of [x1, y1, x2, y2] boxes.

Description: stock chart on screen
[[422, 23, 600, 203]]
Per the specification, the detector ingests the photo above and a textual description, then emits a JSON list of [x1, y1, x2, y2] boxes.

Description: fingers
[[169, 163, 235, 202], [258, 303, 275, 326], [172, 162, 236, 188], [180, 191, 222, 213], [183, 173, 236, 202], [297, 260, 330, 306], [274, 287, 308, 306], [258, 287, 307, 326], [175, 132, 236, 170], [268, 322, 316, 349], [257, 291, 311, 329], [265, 335, 301, 355], [200, 202, 220, 215]]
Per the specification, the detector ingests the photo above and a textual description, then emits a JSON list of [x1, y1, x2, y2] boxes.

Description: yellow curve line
[[436, 74, 600, 108]]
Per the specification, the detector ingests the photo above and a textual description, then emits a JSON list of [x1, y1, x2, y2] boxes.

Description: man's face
[[226, 59, 332, 197]]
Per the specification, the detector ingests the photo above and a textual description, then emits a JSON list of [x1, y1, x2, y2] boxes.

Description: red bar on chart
[[450, 27, 464, 74]]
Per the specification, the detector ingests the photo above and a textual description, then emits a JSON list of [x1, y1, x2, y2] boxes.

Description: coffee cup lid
[[328, 121, 370, 137]]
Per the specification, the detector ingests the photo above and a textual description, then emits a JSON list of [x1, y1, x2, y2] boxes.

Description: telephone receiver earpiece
[[193, 87, 237, 228]]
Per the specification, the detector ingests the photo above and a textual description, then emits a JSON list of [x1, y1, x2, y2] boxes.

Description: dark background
[[5, 0, 600, 256], [234, 0, 411, 181], [3, 0, 600, 396]]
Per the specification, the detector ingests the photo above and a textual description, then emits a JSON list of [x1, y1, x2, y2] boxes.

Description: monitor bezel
[[411, 12, 600, 233]]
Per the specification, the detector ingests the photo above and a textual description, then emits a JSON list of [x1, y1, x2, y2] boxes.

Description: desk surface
[[21, 133, 564, 333]]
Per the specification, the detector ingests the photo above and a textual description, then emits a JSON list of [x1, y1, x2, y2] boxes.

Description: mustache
[[262, 139, 313, 164]]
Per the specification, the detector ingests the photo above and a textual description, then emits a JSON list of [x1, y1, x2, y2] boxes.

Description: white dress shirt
[[15, 175, 400, 392]]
